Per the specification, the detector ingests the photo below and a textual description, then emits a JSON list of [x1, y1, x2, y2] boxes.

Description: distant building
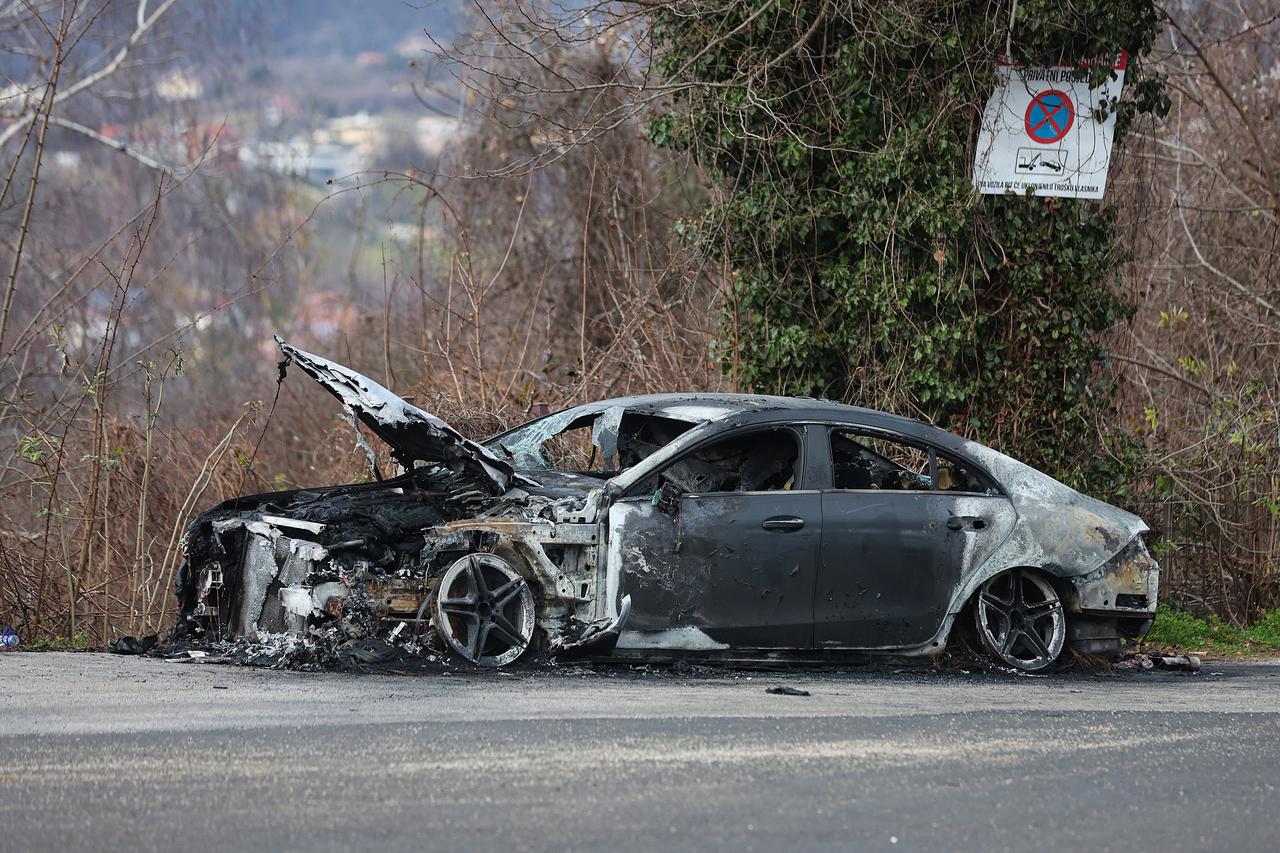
[[91, 120, 242, 174], [50, 150, 82, 171], [239, 138, 363, 184], [327, 112, 386, 155], [185, 122, 243, 172], [296, 290, 358, 340], [155, 69, 204, 101], [262, 94, 303, 128]]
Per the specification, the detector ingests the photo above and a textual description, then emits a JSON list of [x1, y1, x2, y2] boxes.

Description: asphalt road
[[2, 653, 1278, 852]]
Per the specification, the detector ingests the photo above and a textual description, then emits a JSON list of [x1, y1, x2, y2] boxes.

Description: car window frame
[[823, 425, 1003, 496], [621, 423, 811, 498]]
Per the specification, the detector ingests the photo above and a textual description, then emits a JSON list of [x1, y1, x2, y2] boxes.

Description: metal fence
[[1131, 499, 1280, 624]]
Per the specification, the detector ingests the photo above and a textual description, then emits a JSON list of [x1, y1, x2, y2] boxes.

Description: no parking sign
[[1025, 90, 1074, 143], [973, 54, 1127, 199]]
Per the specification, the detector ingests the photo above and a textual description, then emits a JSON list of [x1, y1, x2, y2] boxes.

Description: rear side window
[[935, 456, 998, 494], [829, 429, 998, 494], [831, 431, 930, 490]]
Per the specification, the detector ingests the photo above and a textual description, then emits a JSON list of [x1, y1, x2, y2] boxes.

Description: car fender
[[944, 443, 1151, 619]]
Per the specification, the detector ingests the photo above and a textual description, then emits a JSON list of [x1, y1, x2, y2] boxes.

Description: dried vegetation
[[0, 0, 1276, 645]]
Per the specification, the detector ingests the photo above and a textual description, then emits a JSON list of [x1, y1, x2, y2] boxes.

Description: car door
[[815, 426, 1013, 649], [607, 425, 819, 649]]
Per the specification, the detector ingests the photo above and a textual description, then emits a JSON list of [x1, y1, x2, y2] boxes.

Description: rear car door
[[608, 425, 819, 649], [815, 427, 1012, 649]]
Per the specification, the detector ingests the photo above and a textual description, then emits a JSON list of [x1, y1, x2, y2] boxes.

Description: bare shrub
[[1112, 1, 1280, 620], [0, 1, 722, 643]]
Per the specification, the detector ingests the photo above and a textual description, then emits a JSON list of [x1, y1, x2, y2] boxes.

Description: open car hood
[[276, 337, 516, 495]]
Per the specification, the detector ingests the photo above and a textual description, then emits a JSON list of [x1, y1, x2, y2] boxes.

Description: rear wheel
[[973, 569, 1066, 672], [432, 553, 536, 667]]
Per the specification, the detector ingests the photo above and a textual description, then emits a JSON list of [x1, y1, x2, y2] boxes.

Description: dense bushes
[[648, 0, 1166, 483]]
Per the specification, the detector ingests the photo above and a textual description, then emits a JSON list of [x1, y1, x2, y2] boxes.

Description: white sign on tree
[[972, 54, 1127, 199]]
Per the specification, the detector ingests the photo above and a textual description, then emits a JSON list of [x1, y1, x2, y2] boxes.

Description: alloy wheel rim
[[974, 569, 1065, 671], [433, 553, 535, 667]]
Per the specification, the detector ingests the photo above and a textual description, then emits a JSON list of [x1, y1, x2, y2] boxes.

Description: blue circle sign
[[1024, 89, 1074, 144]]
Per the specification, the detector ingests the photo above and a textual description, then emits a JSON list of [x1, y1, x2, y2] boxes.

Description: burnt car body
[[175, 339, 1159, 672]]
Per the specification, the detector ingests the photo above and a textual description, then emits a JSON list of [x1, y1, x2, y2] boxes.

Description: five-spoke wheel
[[432, 553, 535, 667], [973, 569, 1066, 671]]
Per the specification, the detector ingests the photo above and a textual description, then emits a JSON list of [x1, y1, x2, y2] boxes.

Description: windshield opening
[[487, 407, 697, 475]]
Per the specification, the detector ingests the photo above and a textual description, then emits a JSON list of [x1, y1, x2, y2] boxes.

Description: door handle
[[946, 516, 987, 531], [762, 516, 805, 532]]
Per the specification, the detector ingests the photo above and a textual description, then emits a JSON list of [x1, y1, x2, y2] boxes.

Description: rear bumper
[[1065, 536, 1159, 658], [1069, 535, 1159, 614]]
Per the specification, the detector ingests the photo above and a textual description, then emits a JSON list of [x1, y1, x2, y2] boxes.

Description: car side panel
[[609, 492, 820, 649], [815, 492, 953, 648], [815, 492, 1018, 649]]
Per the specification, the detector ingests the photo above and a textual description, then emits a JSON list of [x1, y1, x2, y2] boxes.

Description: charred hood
[[276, 337, 516, 495]]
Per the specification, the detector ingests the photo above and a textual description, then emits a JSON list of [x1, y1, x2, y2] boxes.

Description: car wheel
[[433, 553, 536, 667], [973, 569, 1066, 672]]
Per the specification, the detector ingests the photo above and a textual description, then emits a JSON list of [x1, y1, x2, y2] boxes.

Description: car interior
[[659, 429, 800, 494], [830, 429, 997, 493]]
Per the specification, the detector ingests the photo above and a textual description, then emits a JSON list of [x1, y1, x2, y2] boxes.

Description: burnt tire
[[973, 569, 1066, 672], [432, 553, 536, 667]]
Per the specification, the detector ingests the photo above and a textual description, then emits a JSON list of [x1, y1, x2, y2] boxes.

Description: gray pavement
[[2, 652, 1277, 852]]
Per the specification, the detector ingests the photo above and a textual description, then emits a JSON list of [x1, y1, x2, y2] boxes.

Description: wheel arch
[[960, 564, 1080, 611]]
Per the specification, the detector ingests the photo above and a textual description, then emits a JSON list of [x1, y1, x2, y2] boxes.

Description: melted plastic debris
[[110, 635, 158, 655], [1115, 651, 1202, 673]]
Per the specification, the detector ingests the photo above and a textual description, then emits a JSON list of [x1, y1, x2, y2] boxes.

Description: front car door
[[815, 426, 1014, 649], [606, 425, 820, 649]]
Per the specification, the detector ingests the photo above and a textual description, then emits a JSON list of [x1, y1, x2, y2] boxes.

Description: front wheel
[[433, 553, 536, 667], [973, 569, 1066, 672]]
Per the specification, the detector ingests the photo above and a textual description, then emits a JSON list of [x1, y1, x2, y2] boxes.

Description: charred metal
[[173, 337, 1160, 673]]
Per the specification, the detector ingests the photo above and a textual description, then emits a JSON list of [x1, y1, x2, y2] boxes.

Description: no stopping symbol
[[1025, 90, 1074, 144]]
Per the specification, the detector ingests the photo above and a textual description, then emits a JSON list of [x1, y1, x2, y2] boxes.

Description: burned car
[[175, 338, 1159, 672]]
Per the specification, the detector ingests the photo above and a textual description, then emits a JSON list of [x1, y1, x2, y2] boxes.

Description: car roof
[[563, 392, 877, 418], [576, 392, 923, 424], [546, 392, 968, 450], [486, 392, 981, 466]]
